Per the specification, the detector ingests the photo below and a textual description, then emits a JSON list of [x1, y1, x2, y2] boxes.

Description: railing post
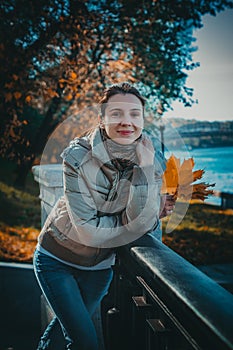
[[32, 164, 106, 350], [115, 242, 233, 350]]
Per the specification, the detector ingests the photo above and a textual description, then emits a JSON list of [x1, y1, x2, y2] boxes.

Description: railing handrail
[[117, 237, 233, 350]]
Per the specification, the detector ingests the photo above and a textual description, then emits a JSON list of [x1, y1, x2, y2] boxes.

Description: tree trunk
[[14, 158, 35, 188], [14, 95, 73, 188]]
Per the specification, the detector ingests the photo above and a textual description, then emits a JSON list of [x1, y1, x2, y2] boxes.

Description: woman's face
[[102, 93, 144, 145]]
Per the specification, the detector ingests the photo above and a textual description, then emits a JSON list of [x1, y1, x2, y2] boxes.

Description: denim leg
[[37, 317, 66, 350], [33, 250, 113, 350]]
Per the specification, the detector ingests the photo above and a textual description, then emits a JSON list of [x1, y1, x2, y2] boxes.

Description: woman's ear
[[98, 114, 104, 128]]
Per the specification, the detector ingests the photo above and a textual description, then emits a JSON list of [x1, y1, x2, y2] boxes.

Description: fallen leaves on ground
[[162, 203, 233, 265], [0, 225, 39, 262], [163, 230, 233, 265], [0, 181, 40, 262]]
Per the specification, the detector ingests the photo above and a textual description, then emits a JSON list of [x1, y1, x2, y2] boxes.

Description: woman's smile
[[117, 130, 134, 136]]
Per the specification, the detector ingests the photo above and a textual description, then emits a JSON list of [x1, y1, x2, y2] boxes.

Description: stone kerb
[[32, 164, 63, 226]]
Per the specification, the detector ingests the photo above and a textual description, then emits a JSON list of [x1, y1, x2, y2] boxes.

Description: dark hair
[[99, 82, 146, 117]]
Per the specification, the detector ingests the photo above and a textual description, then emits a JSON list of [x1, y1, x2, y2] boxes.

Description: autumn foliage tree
[[0, 0, 232, 187]]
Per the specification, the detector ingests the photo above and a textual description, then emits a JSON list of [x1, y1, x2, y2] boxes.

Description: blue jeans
[[33, 249, 113, 350]]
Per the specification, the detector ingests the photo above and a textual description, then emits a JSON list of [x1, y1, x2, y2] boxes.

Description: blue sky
[[164, 8, 233, 122]]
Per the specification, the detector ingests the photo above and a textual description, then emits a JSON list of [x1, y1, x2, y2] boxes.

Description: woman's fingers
[[136, 136, 155, 167], [159, 193, 176, 218]]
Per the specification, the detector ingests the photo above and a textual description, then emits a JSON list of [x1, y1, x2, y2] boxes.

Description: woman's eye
[[131, 113, 140, 118], [111, 111, 121, 118]]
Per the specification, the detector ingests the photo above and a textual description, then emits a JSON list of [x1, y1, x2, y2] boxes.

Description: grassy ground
[[0, 158, 232, 265], [0, 180, 40, 262], [162, 202, 233, 265], [0, 158, 41, 262]]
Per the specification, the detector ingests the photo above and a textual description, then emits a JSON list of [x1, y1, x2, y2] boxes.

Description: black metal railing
[[103, 235, 233, 350]]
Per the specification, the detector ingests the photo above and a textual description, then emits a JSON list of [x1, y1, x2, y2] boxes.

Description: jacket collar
[[90, 127, 113, 167]]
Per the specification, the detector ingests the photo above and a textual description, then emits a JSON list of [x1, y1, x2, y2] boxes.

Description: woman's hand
[[159, 194, 176, 219], [136, 136, 155, 167]]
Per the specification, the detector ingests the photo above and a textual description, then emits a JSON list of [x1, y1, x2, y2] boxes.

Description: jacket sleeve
[[62, 147, 164, 248]]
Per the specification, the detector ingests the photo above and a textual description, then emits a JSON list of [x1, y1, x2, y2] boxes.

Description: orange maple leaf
[[161, 154, 179, 194], [162, 154, 215, 202]]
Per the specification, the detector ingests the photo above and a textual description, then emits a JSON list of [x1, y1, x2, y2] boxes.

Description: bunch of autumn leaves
[[162, 154, 215, 201]]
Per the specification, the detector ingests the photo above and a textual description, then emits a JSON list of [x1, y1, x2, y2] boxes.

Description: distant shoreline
[[164, 118, 233, 150], [173, 144, 233, 151]]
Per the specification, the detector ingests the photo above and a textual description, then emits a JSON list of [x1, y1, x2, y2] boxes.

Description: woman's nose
[[120, 114, 132, 125]]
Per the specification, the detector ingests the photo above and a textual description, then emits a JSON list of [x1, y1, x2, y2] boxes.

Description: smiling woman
[[33, 82, 170, 350]]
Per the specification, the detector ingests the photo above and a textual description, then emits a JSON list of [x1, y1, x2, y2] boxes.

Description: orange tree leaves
[[1, 1, 232, 187], [162, 154, 215, 201]]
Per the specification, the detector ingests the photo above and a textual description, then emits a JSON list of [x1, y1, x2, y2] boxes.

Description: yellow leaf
[[5, 92, 12, 102], [65, 93, 73, 101], [14, 91, 22, 100], [70, 71, 77, 80], [9, 126, 16, 138], [161, 154, 179, 194], [162, 154, 215, 202], [12, 74, 19, 81], [5, 82, 14, 89], [193, 169, 205, 181], [178, 158, 194, 186], [25, 95, 32, 103]]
